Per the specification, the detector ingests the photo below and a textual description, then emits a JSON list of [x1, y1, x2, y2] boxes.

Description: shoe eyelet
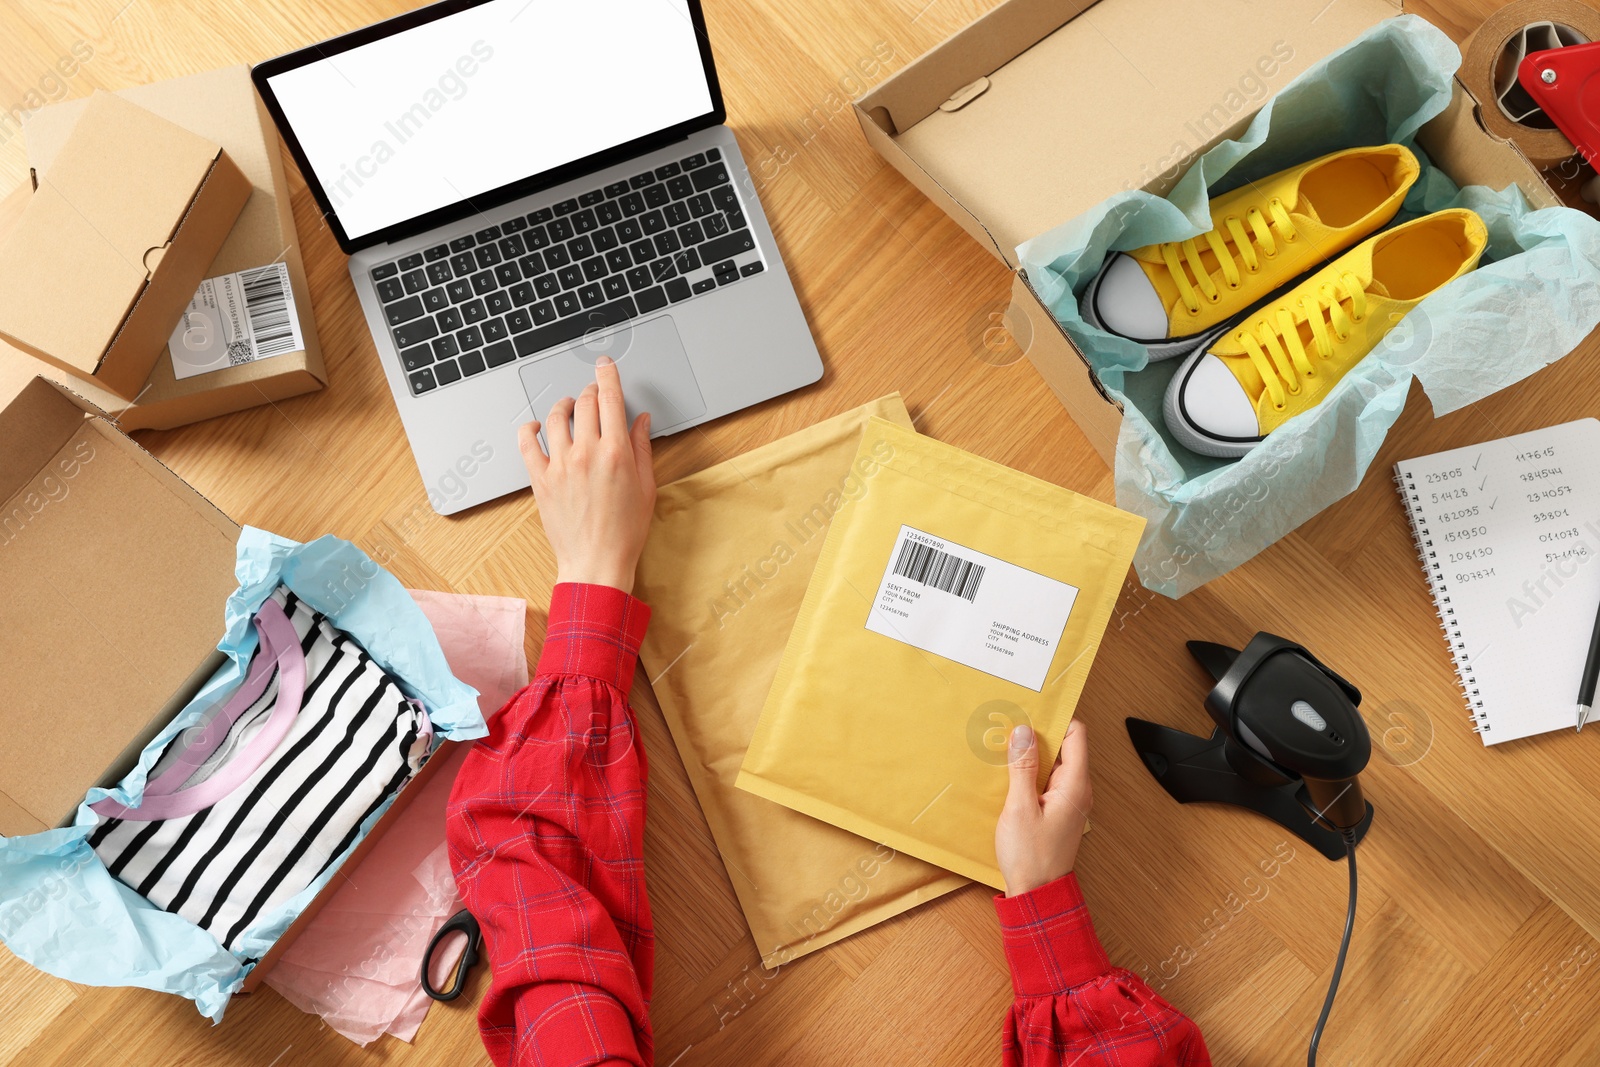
[[1227, 281, 1240, 291], [1206, 293, 1221, 305], [1306, 369, 1317, 378], [1336, 332, 1350, 343], [1273, 403, 1286, 412]]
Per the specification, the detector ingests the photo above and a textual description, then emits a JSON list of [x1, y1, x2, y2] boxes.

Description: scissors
[[421, 908, 483, 1002]]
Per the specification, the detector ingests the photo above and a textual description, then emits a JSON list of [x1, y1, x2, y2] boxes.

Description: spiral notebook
[[1395, 419, 1600, 744]]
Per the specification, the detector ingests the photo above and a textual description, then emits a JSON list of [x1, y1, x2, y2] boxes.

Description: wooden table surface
[[6, 0, 1600, 1063]]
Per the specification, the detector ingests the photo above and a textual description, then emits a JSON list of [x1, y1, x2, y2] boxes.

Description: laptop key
[[433, 335, 460, 359], [547, 217, 574, 242], [554, 198, 579, 216], [636, 286, 669, 313], [604, 180, 630, 198], [544, 244, 571, 269], [534, 273, 560, 298], [425, 244, 451, 261], [594, 227, 619, 252], [474, 244, 501, 268], [409, 367, 438, 394], [514, 295, 637, 359], [427, 262, 452, 285], [486, 290, 512, 316], [532, 300, 557, 325], [704, 214, 729, 238], [376, 278, 406, 303], [667, 174, 694, 200], [558, 264, 583, 289], [554, 292, 581, 316], [400, 343, 434, 370], [678, 220, 705, 245], [496, 262, 521, 287], [462, 299, 488, 324], [654, 232, 681, 256], [655, 162, 681, 180], [725, 206, 747, 230], [620, 192, 646, 217], [457, 325, 484, 350], [400, 253, 425, 270], [640, 210, 666, 235], [625, 266, 653, 291], [597, 201, 622, 226], [499, 233, 526, 258], [471, 271, 498, 296], [402, 269, 429, 294], [578, 283, 604, 308], [579, 189, 605, 207], [458, 348, 488, 377], [629, 239, 655, 264], [482, 317, 508, 342], [528, 207, 554, 225], [507, 308, 533, 333], [519, 252, 546, 277], [649, 257, 677, 283], [569, 234, 594, 260], [510, 281, 536, 306], [741, 261, 765, 277], [715, 260, 739, 285], [446, 279, 473, 303], [582, 256, 609, 282], [682, 152, 706, 169], [502, 217, 527, 234], [450, 235, 476, 253], [393, 317, 439, 348], [630, 172, 655, 189], [372, 262, 400, 281], [691, 163, 729, 191], [617, 218, 643, 242], [606, 248, 632, 273], [711, 186, 739, 211], [434, 359, 462, 385], [423, 287, 449, 312], [643, 184, 669, 208], [525, 225, 550, 250], [688, 193, 714, 217], [700, 229, 755, 264], [603, 275, 629, 301], [450, 251, 476, 275], [674, 248, 701, 273], [573, 208, 598, 233], [664, 202, 690, 227], [474, 225, 501, 242], [666, 277, 692, 302], [692, 277, 717, 294], [437, 308, 464, 333], [705, 147, 721, 162], [386, 295, 426, 326], [484, 340, 516, 367]]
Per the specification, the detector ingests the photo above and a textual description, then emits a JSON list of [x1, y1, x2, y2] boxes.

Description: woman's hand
[[995, 720, 1093, 897], [518, 356, 656, 594]]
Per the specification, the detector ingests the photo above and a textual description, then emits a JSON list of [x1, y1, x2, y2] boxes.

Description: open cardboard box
[[0, 376, 449, 992], [853, 0, 1560, 465], [0, 67, 326, 431]]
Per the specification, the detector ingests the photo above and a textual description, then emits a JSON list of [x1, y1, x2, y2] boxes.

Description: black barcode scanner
[[1127, 632, 1373, 853], [1127, 632, 1373, 1065]]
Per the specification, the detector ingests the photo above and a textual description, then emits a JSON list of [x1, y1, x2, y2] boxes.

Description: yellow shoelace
[[1159, 198, 1298, 314], [1237, 271, 1368, 410]]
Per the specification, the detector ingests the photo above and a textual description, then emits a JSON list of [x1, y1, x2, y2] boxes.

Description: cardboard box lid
[[0, 377, 240, 835], [856, 0, 1403, 268], [10, 67, 326, 418], [0, 92, 227, 377]]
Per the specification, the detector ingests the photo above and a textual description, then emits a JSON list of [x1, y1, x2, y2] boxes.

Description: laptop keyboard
[[369, 147, 765, 397]]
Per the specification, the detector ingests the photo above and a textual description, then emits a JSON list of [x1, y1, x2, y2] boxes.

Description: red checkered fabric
[[997, 874, 1212, 1066], [447, 583, 654, 1067]]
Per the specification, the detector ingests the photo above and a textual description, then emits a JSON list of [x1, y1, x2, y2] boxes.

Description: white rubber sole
[[1162, 347, 1267, 459], [1081, 260, 1235, 362]]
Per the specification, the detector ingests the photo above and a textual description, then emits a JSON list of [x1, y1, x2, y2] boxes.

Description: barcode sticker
[[865, 525, 1079, 692], [169, 262, 305, 379]]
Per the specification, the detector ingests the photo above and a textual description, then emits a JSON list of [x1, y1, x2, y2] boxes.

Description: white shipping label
[[169, 262, 305, 380], [864, 525, 1079, 692]]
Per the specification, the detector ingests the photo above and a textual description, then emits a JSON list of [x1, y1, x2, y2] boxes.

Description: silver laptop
[[254, 0, 822, 514]]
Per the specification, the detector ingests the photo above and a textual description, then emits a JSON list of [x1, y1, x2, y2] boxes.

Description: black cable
[[1307, 830, 1358, 1067]]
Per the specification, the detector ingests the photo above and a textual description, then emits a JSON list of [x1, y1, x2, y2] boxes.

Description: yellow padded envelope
[[634, 396, 967, 969], [737, 417, 1145, 889]]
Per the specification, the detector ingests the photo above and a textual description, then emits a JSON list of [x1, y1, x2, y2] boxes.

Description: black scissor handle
[[421, 908, 482, 1002]]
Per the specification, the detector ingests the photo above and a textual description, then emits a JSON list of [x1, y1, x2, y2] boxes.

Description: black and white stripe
[[89, 588, 427, 951]]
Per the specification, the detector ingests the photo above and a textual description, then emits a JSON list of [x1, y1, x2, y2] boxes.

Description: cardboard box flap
[[857, 0, 1402, 267], [0, 377, 239, 836]]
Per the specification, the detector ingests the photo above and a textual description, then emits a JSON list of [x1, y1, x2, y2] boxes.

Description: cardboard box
[[0, 67, 327, 430], [0, 93, 252, 400], [853, 0, 1559, 465], [0, 375, 450, 992]]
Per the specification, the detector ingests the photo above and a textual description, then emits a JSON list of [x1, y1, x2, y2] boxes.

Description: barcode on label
[[241, 264, 297, 358], [892, 540, 985, 602]]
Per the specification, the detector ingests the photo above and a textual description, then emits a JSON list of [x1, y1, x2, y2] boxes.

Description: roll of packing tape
[[1463, 0, 1600, 167]]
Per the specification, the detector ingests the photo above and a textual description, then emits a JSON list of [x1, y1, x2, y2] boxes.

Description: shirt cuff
[[536, 583, 651, 693], [994, 872, 1114, 998]]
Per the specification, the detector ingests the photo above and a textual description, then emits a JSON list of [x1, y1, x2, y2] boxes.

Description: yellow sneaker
[[1085, 144, 1420, 360], [1163, 208, 1487, 457]]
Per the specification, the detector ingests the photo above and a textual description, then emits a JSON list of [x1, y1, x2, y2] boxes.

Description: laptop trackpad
[[518, 316, 707, 437]]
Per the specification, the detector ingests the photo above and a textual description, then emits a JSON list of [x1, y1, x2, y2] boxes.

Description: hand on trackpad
[[519, 316, 706, 441]]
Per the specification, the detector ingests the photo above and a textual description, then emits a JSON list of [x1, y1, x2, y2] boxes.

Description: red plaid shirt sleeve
[[997, 874, 1212, 1066], [446, 583, 655, 1067]]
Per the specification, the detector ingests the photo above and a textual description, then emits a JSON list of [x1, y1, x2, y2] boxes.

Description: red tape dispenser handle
[[1519, 42, 1600, 198]]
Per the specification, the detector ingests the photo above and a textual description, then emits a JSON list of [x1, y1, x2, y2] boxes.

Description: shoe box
[[852, 0, 1562, 466], [0, 66, 327, 431], [0, 376, 449, 992]]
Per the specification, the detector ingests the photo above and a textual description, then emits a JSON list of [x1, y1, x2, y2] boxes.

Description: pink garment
[[263, 590, 528, 1046]]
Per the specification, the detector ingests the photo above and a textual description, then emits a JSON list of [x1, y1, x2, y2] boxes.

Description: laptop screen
[[261, 0, 717, 245]]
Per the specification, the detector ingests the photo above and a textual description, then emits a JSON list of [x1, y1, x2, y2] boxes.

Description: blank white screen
[[266, 0, 714, 241]]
